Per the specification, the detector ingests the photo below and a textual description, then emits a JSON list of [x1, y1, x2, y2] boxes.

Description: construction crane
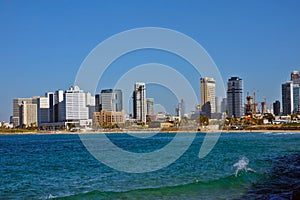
[[253, 90, 258, 115]]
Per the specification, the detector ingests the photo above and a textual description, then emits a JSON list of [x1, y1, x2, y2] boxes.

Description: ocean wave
[[57, 172, 260, 200], [57, 154, 300, 199], [261, 132, 300, 135], [57, 153, 300, 200]]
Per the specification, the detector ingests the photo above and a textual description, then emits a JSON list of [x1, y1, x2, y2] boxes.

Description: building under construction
[[244, 92, 258, 116], [244, 91, 268, 116]]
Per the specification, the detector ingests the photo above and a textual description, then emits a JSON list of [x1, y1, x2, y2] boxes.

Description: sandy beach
[[1, 128, 300, 135]]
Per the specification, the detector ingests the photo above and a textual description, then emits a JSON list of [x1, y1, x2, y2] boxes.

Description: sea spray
[[233, 156, 255, 177]]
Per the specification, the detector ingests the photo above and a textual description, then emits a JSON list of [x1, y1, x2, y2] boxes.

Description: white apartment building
[[20, 101, 38, 127], [63, 86, 89, 126]]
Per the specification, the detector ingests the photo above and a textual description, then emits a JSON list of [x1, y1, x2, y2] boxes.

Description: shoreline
[[1, 129, 300, 135]]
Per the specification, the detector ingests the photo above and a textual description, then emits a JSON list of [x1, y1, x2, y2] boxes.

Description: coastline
[[1, 129, 300, 135]]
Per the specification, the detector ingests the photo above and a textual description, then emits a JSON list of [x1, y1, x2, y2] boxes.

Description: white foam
[[262, 132, 300, 135], [233, 156, 255, 177], [40, 194, 57, 199]]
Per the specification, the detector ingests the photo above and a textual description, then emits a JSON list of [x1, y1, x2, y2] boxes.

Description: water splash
[[41, 194, 57, 199], [233, 156, 255, 177]]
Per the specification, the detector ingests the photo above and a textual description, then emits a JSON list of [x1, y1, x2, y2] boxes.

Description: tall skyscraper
[[293, 85, 300, 114], [179, 99, 186, 116], [114, 89, 123, 112], [200, 77, 216, 113], [46, 92, 55, 123], [291, 71, 300, 114], [97, 89, 123, 112], [133, 82, 147, 123], [215, 96, 222, 113], [273, 100, 281, 116], [146, 98, 154, 115], [227, 77, 243, 118], [281, 71, 300, 115], [291, 71, 300, 84], [282, 81, 294, 115], [55, 90, 64, 122]]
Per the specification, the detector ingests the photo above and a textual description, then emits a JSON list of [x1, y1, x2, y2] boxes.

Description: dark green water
[[0, 132, 299, 199]]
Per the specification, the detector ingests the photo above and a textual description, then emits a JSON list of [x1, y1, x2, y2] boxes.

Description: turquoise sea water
[[0, 132, 299, 199]]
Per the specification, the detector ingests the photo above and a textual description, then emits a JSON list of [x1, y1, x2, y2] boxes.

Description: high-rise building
[[133, 82, 147, 123], [86, 92, 95, 120], [291, 71, 300, 84], [200, 77, 216, 114], [245, 95, 253, 116], [146, 98, 154, 115], [63, 86, 89, 123], [201, 102, 212, 118], [280, 71, 300, 115], [221, 98, 227, 113], [97, 89, 123, 112], [45, 90, 64, 123], [19, 101, 37, 127], [114, 89, 123, 112], [13, 86, 94, 129], [55, 90, 64, 122], [179, 99, 186, 116], [85, 92, 95, 106], [12, 97, 38, 126], [291, 71, 300, 114], [227, 77, 243, 118], [273, 100, 281, 116], [100, 89, 116, 111], [282, 81, 294, 115], [261, 101, 267, 114], [215, 96, 222, 113], [95, 94, 101, 112], [46, 92, 55, 123], [37, 97, 49, 125], [293, 84, 300, 113]]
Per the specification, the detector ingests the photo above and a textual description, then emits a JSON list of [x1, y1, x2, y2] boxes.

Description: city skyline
[[1, 1, 300, 121], [6, 69, 300, 130]]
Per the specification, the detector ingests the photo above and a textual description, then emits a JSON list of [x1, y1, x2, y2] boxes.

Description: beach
[[1, 128, 300, 135]]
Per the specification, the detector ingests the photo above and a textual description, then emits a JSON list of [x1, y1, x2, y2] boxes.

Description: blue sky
[[0, 0, 300, 120]]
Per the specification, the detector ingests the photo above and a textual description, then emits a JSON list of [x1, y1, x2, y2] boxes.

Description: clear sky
[[0, 0, 300, 121]]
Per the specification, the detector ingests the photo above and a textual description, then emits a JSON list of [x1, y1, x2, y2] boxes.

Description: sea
[[0, 132, 299, 199]]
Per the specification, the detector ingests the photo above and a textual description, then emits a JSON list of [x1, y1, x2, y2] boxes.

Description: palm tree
[[263, 113, 275, 124], [199, 115, 209, 126], [290, 114, 298, 121]]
